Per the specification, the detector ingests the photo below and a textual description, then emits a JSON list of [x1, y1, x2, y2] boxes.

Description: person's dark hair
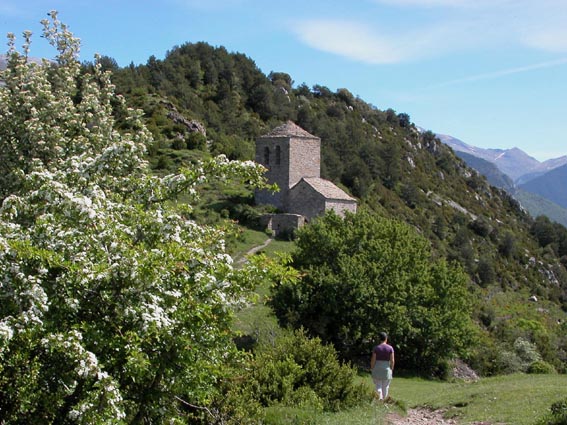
[[378, 332, 388, 342]]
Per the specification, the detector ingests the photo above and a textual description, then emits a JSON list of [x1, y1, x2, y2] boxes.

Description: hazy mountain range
[[436, 133, 567, 183], [437, 132, 567, 226]]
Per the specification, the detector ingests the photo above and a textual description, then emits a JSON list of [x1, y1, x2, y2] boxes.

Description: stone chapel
[[255, 121, 357, 235]]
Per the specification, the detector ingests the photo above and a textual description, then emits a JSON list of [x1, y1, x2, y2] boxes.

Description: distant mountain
[[437, 132, 567, 226], [0, 54, 48, 71], [436, 133, 567, 183], [455, 151, 515, 192], [519, 164, 567, 210]]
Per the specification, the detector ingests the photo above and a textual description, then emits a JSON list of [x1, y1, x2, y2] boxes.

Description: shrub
[[550, 399, 567, 423], [514, 337, 542, 367], [537, 398, 567, 425], [171, 136, 187, 150], [527, 360, 556, 374], [187, 132, 207, 150], [494, 350, 524, 375], [249, 328, 368, 412], [486, 338, 545, 375]]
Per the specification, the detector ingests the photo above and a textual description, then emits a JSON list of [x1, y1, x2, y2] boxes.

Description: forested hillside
[[2, 17, 567, 422], [100, 42, 567, 374]]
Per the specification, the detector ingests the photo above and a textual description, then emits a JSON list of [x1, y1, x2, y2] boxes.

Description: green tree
[[379, 142, 402, 189], [270, 210, 475, 375], [0, 13, 270, 423], [531, 215, 556, 248]]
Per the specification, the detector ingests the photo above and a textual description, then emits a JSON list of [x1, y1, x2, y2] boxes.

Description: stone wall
[[324, 199, 358, 216], [260, 213, 306, 237], [254, 134, 321, 210], [254, 137, 290, 209], [286, 180, 325, 220], [288, 136, 320, 188]]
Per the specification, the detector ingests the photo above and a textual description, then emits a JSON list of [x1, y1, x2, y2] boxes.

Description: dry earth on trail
[[387, 408, 494, 424], [235, 237, 272, 266], [386, 408, 458, 424]]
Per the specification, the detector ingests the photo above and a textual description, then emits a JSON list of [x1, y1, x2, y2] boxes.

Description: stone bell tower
[[254, 121, 321, 210]]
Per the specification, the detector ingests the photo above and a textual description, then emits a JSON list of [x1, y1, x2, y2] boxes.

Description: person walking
[[371, 332, 395, 401]]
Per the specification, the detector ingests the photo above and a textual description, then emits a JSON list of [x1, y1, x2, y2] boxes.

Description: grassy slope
[[312, 374, 567, 425], [391, 374, 566, 424], [230, 228, 294, 337]]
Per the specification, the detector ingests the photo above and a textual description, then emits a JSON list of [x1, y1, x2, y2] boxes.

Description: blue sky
[[2, 0, 567, 161]]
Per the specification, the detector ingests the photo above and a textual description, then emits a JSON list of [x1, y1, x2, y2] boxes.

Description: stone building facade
[[255, 121, 357, 234]]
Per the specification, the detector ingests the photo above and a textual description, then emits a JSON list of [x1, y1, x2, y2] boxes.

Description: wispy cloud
[[292, 20, 404, 64], [431, 57, 567, 87], [292, 0, 567, 64], [292, 18, 467, 64], [524, 27, 567, 53]]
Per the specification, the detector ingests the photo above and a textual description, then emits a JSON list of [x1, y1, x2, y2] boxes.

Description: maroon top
[[373, 343, 394, 361]]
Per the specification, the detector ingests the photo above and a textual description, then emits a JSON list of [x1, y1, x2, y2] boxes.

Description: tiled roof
[[300, 177, 356, 201], [261, 121, 318, 139]]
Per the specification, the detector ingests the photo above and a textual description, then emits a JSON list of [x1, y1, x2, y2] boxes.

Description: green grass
[[229, 228, 295, 263], [397, 373, 566, 424], [229, 228, 272, 260], [305, 373, 567, 424], [263, 403, 394, 425], [231, 227, 294, 339]]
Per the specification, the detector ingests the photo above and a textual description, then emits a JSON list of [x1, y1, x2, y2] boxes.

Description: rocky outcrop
[[161, 100, 206, 136]]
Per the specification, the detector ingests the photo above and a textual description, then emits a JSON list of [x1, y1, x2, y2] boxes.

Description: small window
[[275, 145, 281, 165], [264, 147, 270, 165]]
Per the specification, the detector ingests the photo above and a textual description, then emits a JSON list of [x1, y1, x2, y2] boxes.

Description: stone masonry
[[255, 121, 357, 234]]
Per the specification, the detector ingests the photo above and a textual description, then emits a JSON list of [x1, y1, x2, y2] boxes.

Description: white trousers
[[373, 379, 391, 400]]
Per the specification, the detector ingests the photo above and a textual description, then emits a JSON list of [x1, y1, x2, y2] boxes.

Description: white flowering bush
[[0, 12, 270, 423]]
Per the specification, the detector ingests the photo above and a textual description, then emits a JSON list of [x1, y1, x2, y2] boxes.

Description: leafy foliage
[[247, 328, 367, 412], [537, 398, 567, 425], [270, 211, 476, 375], [0, 13, 271, 423]]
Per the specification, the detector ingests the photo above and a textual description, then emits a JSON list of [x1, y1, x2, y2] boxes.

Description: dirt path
[[386, 408, 493, 424], [235, 237, 273, 266], [386, 408, 458, 424]]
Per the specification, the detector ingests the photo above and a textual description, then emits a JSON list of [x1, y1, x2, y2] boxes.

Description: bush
[[187, 132, 207, 149], [537, 398, 567, 425], [485, 338, 545, 375], [527, 360, 556, 374], [186, 365, 263, 424], [494, 350, 524, 375], [550, 399, 567, 423], [249, 328, 368, 412]]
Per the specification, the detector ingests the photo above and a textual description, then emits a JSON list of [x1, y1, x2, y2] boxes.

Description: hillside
[[453, 151, 515, 192], [519, 164, 567, 210], [102, 43, 567, 374], [438, 132, 567, 228], [514, 189, 567, 228]]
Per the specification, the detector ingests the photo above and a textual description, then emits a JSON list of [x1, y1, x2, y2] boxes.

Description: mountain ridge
[[436, 132, 567, 183], [435, 131, 567, 227], [519, 164, 567, 210]]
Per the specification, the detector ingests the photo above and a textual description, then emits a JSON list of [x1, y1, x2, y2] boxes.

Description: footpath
[[235, 237, 273, 266]]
